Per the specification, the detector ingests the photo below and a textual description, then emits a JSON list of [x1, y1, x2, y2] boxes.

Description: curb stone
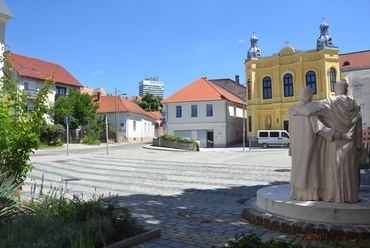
[[242, 198, 370, 240], [107, 228, 161, 248]]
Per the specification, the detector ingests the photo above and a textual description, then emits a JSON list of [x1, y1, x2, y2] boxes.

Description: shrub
[[40, 124, 64, 146], [82, 135, 100, 145], [159, 134, 200, 151], [0, 169, 33, 222], [0, 184, 145, 248]]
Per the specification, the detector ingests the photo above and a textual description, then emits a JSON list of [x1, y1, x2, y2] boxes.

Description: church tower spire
[[316, 16, 336, 50], [247, 31, 262, 61]]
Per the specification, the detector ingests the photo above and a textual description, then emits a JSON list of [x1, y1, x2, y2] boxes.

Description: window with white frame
[[133, 121, 136, 131], [176, 106, 182, 118], [191, 105, 197, 117], [206, 104, 213, 117]]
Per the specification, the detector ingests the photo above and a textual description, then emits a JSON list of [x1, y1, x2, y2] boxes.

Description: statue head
[[300, 86, 313, 104], [335, 80, 349, 96]]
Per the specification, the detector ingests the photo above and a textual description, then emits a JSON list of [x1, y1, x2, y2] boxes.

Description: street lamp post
[[115, 87, 118, 142]]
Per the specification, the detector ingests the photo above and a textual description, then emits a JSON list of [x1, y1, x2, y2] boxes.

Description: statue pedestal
[[243, 184, 370, 238]]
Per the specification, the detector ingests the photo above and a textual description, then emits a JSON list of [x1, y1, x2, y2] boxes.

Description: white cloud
[[238, 39, 245, 43], [92, 70, 103, 75]]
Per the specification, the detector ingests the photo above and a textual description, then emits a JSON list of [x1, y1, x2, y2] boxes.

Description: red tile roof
[[339, 50, 370, 72], [162, 77, 244, 104], [5, 52, 83, 88], [96, 96, 154, 119], [147, 111, 163, 121]]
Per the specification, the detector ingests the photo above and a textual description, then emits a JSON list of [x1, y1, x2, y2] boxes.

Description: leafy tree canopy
[[134, 92, 161, 112], [1, 51, 52, 184], [49, 90, 98, 129]]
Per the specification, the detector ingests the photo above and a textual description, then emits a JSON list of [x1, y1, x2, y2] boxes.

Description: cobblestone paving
[[26, 145, 370, 248]]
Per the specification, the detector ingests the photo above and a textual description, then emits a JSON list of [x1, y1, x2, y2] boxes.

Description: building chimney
[[235, 75, 240, 84], [97, 91, 101, 102]]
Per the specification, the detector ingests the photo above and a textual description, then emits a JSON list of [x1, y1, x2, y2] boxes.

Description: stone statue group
[[289, 80, 362, 203]]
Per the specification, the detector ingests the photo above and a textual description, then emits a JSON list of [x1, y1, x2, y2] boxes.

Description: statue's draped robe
[[295, 95, 362, 203], [289, 103, 335, 201], [315, 96, 362, 202]]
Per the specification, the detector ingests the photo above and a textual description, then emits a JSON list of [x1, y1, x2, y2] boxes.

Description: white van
[[257, 130, 290, 148]]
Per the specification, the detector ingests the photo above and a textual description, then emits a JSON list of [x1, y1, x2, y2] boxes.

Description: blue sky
[[5, 0, 370, 98]]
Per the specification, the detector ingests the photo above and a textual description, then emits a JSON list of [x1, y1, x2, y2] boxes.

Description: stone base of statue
[[242, 184, 370, 239]]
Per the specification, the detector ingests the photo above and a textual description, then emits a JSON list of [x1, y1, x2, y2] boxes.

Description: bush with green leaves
[[0, 51, 52, 185], [49, 89, 98, 130], [159, 134, 200, 151], [82, 135, 100, 145], [40, 124, 64, 146], [0, 185, 145, 248]]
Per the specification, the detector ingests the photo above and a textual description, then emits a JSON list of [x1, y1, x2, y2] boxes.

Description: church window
[[263, 77, 272, 99], [283, 73, 294, 97], [330, 68, 336, 92], [306, 71, 317, 94]]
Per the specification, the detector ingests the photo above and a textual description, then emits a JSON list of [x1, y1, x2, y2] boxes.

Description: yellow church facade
[[244, 19, 340, 139]]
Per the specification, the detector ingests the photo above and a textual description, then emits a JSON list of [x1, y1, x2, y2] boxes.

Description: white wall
[[163, 100, 244, 147], [101, 112, 155, 141]]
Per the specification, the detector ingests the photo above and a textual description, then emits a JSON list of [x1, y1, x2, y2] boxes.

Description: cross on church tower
[[285, 40, 289, 46]]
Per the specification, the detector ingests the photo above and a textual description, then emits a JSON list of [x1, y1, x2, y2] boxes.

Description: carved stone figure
[[289, 87, 350, 201], [290, 81, 362, 203]]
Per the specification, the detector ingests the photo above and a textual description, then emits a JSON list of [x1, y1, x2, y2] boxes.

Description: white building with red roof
[[96, 96, 156, 142], [161, 77, 246, 148], [5, 52, 83, 111]]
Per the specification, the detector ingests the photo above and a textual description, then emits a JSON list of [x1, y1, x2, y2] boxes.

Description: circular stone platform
[[242, 184, 370, 239]]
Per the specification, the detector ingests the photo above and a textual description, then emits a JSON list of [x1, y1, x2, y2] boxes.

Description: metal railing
[[22, 89, 38, 99]]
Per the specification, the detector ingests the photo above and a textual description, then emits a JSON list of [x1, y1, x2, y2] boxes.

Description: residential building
[[5, 52, 83, 114], [0, 0, 13, 82], [339, 50, 370, 129], [147, 111, 164, 137], [96, 96, 156, 142], [139, 77, 164, 98], [245, 18, 339, 139], [210, 75, 244, 99], [81, 87, 107, 97], [161, 77, 245, 148]]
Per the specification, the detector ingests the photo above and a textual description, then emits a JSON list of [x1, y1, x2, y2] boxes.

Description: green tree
[[134, 92, 161, 111], [49, 90, 98, 129], [0, 51, 52, 185]]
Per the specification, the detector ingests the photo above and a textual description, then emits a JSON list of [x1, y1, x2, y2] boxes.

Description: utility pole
[[115, 87, 118, 142]]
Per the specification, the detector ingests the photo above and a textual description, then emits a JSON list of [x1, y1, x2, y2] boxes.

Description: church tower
[[246, 31, 262, 61], [316, 17, 336, 50], [0, 0, 13, 83]]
